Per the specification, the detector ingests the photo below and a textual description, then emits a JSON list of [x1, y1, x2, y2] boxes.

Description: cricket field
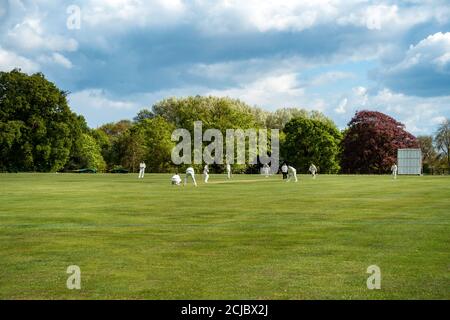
[[0, 173, 449, 299]]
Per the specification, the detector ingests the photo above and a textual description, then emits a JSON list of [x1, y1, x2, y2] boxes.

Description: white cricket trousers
[[287, 172, 298, 182], [185, 172, 197, 186], [138, 168, 145, 179]]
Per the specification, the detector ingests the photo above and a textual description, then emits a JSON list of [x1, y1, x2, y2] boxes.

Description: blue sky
[[0, 0, 449, 134]]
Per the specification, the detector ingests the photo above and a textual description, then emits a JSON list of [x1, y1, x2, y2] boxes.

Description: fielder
[[309, 163, 317, 179], [281, 163, 288, 180], [391, 163, 398, 179], [185, 166, 197, 186], [138, 161, 146, 179], [171, 173, 181, 186], [262, 164, 270, 177], [226, 163, 231, 179], [203, 164, 209, 183], [286, 165, 298, 182]]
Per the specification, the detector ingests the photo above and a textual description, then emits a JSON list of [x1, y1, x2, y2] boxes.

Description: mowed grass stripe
[[0, 173, 449, 299]]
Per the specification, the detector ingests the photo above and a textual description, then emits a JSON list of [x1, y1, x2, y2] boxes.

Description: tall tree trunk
[[447, 149, 450, 169]]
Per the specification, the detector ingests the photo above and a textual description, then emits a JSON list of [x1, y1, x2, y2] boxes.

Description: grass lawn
[[0, 173, 449, 299]]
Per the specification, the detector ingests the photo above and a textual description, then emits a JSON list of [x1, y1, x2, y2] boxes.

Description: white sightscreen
[[397, 149, 422, 175]]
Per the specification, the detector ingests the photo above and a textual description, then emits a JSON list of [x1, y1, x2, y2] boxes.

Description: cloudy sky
[[0, 0, 449, 134]]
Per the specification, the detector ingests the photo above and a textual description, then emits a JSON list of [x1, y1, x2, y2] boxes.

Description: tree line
[[1, 70, 449, 174]]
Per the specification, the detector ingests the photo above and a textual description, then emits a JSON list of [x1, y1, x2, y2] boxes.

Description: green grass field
[[0, 173, 449, 299]]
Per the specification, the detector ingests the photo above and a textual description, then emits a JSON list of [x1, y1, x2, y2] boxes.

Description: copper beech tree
[[341, 111, 419, 174]]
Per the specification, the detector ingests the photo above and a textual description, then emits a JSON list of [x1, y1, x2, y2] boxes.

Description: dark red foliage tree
[[341, 111, 419, 173]]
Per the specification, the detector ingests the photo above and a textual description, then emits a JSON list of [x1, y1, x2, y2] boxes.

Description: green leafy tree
[[435, 118, 450, 169], [90, 129, 113, 168], [74, 133, 106, 171], [98, 120, 133, 137], [96, 120, 133, 169], [266, 108, 334, 130], [114, 126, 147, 173], [152, 96, 259, 132], [138, 116, 175, 172], [283, 117, 342, 173], [249, 106, 270, 127], [133, 109, 154, 123], [0, 69, 83, 172], [0, 121, 24, 171], [417, 135, 438, 173], [152, 96, 262, 172]]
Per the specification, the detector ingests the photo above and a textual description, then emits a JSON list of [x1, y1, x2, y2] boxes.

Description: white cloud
[[195, 0, 449, 34], [69, 89, 137, 111], [190, 0, 348, 34], [337, 4, 401, 30], [6, 17, 78, 52], [365, 5, 399, 30], [83, 0, 186, 27], [187, 58, 360, 94], [0, 46, 39, 73], [310, 71, 354, 86], [335, 97, 347, 114], [74, 0, 448, 34], [397, 32, 450, 71], [195, 0, 445, 34], [431, 116, 447, 125], [38, 53, 73, 69], [188, 59, 270, 83], [1, 0, 448, 133], [51, 53, 73, 69], [337, 2, 448, 31], [352, 86, 368, 106], [435, 52, 450, 66], [235, 0, 337, 32], [206, 72, 307, 109], [379, 32, 450, 96]]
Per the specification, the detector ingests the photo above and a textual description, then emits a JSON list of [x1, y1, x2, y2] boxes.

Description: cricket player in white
[[262, 164, 270, 177], [226, 163, 231, 179], [391, 163, 398, 179], [185, 166, 197, 186], [281, 163, 288, 180], [138, 161, 146, 179], [203, 164, 209, 183], [309, 164, 317, 179], [171, 173, 181, 186], [286, 166, 298, 182]]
